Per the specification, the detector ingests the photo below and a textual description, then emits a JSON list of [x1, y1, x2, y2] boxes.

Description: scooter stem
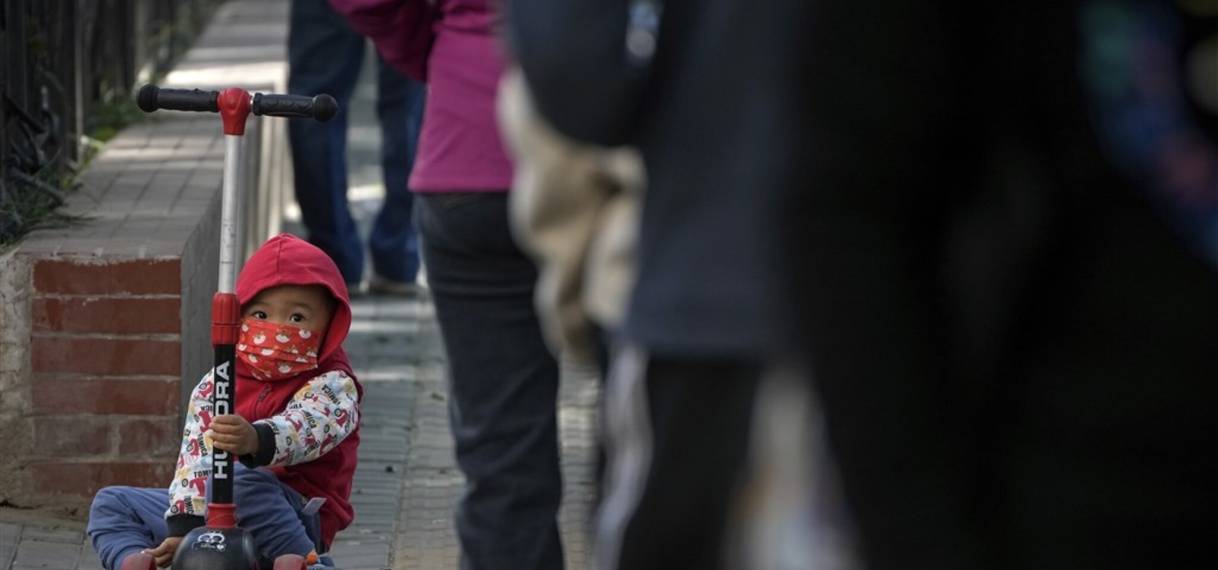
[[209, 87, 251, 525]]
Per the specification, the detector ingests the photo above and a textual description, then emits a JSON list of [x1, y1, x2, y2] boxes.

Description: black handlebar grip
[[136, 84, 220, 113], [251, 93, 338, 122]]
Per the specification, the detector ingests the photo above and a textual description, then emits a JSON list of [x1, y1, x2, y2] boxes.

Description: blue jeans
[[87, 464, 322, 570], [414, 192, 564, 570], [287, 0, 424, 284]]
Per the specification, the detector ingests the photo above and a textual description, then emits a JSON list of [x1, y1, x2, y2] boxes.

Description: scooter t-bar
[[122, 84, 336, 570]]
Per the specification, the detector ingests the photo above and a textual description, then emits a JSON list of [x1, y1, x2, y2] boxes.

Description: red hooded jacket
[[235, 234, 361, 548], [167, 234, 361, 547]]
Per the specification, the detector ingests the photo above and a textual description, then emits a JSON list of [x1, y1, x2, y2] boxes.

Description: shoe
[[304, 552, 335, 569], [368, 274, 420, 297], [345, 281, 365, 299]]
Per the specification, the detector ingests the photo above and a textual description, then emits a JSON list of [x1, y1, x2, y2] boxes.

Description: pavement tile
[[10, 541, 81, 570], [16, 528, 82, 545], [1, 524, 18, 568]]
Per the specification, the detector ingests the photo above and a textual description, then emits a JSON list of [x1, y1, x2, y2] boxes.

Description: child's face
[[242, 284, 335, 332]]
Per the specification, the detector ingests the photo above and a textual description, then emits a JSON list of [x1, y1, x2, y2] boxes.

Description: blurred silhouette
[[507, 0, 829, 568], [787, 1, 1218, 568], [510, 0, 1217, 568], [329, 0, 566, 568]]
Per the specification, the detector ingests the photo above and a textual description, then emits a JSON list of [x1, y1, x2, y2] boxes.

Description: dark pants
[[87, 465, 322, 570], [287, 0, 424, 285], [414, 192, 564, 570], [596, 346, 761, 570]]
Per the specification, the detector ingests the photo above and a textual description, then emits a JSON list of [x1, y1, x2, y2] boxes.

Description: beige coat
[[496, 67, 645, 365]]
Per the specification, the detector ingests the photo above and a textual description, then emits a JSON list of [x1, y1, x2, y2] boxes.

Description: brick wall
[[0, 0, 289, 514], [0, 113, 278, 510], [26, 259, 185, 498]]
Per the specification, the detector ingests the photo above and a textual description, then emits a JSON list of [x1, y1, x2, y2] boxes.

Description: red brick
[[118, 417, 181, 456], [31, 377, 179, 415], [34, 259, 180, 295], [32, 417, 112, 456], [32, 297, 181, 334], [28, 461, 174, 496], [32, 337, 181, 375]]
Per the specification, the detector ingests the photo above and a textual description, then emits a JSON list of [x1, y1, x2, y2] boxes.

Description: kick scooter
[[120, 84, 337, 570]]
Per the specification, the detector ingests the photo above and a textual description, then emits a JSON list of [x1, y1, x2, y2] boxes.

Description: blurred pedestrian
[[787, 1, 1218, 568], [287, 0, 425, 294], [328, 0, 566, 568], [506, 1, 824, 568]]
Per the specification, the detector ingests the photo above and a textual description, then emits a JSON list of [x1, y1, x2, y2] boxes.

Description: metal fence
[[1, 0, 226, 244]]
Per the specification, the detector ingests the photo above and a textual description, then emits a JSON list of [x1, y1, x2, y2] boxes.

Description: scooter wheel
[[273, 554, 308, 570], [120, 552, 157, 570]]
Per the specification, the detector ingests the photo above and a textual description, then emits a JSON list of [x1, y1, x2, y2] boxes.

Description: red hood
[[235, 234, 354, 381]]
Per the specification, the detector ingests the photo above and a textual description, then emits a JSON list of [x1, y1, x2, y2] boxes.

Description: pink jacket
[[329, 0, 513, 192]]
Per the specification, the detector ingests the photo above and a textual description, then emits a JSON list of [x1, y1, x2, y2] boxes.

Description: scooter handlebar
[[252, 92, 337, 122], [137, 85, 219, 113], [135, 84, 337, 122]]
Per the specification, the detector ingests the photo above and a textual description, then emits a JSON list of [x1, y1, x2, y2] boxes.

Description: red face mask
[[236, 319, 323, 381]]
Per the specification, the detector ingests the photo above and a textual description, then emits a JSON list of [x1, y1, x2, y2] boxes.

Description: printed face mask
[[236, 319, 323, 381]]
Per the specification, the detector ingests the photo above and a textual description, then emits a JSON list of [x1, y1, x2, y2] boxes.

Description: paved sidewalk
[[0, 0, 598, 566]]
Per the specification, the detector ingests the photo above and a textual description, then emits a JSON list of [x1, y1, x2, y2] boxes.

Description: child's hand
[[208, 414, 259, 456], [145, 536, 182, 567]]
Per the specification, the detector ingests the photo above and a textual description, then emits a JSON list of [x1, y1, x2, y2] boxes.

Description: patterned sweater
[[167, 368, 360, 520]]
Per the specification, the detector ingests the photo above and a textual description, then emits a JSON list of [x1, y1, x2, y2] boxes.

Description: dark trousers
[[87, 465, 322, 570], [414, 192, 564, 570], [287, 0, 424, 285], [596, 347, 761, 570]]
